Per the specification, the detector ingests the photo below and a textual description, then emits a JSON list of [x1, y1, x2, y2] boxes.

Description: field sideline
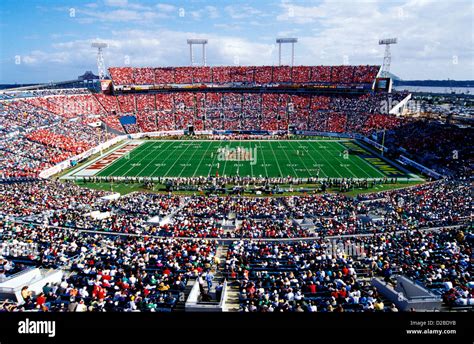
[[65, 139, 417, 180]]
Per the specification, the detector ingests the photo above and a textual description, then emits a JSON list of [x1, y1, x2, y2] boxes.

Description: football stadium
[[66, 139, 414, 179], [0, 0, 472, 338]]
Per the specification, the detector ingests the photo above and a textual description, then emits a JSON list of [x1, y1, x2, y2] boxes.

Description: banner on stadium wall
[[212, 130, 272, 135], [295, 131, 353, 138], [398, 155, 443, 179], [360, 136, 388, 152], [129, 130, 184, 139], [195, 130, 213, 135]]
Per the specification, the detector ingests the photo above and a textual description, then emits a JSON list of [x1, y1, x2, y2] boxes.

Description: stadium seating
[[136, 94, 156, 111], [192, 66, 212, 83], [109, 67, 134, 85], [107, 65, 380, 87], [133, 67, 155, 85], [0, 60, 471, 317], [311, 66, 332, 83], [212, 66, 232, 84], [117, 94, 136, 113], [174, 67, 193, 84], [94, 93, 120, 113], [155, 67, 175, 84], [254, 66, 273, 84], [291, 66, 311, 83], [272, 66, 292, 83]]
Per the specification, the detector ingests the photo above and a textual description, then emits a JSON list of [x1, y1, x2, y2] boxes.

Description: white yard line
[[131, 141, 175, 177], [321, 143, 359, 179], [334, 142, 377, 179], [175, 141, 205, 178], [291, 141, 329, 178], [257, 142, 270, 177], [247, 141, 254, 177], [287, 141, 319, 178], [309, 141, 344, 178], [162, 142, 195, 177], [276, 141, 299, 177], [114, 141, 171, 177], [336, 142, 386, 178], [206, 140, 225, 177], [147, 141, 185, 177], [192, 141, 214, 177]]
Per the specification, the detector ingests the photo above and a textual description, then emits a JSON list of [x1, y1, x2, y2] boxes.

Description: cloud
[[206, 6, 219, 19], [19, 29, 275, 70], [156, 3, 176, 12], [104, 0, 129, 7], [74, 0, 175, 23], [225, 5, 263, 19], [3, 0, 473, 82], [275, 0, 474, 79], [276, 1, 325, 24], [189, 5, 220, 20]]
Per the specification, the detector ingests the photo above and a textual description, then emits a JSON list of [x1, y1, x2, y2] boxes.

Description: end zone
[[61, 141, 143, 179]]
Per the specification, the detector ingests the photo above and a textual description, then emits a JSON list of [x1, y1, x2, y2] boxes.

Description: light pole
[[276, 38, 298, 66], [187, 39, 208, 66]]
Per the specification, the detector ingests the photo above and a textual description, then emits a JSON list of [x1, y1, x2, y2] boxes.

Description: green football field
[[91, 140, 411, 179]]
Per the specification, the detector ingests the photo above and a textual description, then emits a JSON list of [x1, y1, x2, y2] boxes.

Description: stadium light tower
[[276, 38, 298, 66], [379, 38, 397, 77], [91, 42, 108, 80], [187, 39, 208, 66]]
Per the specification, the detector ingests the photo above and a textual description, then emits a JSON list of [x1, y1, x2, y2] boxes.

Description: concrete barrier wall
[[185, 280, 227, 312], [372, 276, 442, 311], [0, 268, 63, 304]]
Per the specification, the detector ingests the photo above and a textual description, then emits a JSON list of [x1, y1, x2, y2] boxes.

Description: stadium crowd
[[109, 65, 380, 86], [0, 179, 470, 239], [0, 67, 472, 314], [226, 225, 472, 312], [0, 219, 217, 312], [381, 121, 473, 177], [0, 92, 115, 179], [3, 86, 451, 183]]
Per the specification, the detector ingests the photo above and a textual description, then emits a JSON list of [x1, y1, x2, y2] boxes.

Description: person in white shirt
[[286, 289, 295, 301], [75, 299, 87, 312]]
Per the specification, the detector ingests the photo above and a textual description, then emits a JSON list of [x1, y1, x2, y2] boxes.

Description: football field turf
[[91, 140, 411, 179]]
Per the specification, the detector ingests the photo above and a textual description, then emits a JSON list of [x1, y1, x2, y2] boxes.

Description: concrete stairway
[[216, 244, 241, 312], [223, 284, 240, 312], [174, 279, 195, 312]]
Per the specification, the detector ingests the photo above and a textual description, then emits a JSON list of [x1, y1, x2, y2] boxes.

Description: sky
[[0, 0, 473, 83]]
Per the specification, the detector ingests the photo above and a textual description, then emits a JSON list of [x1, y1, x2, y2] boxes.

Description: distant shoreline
[[393, 80, 473, 88]]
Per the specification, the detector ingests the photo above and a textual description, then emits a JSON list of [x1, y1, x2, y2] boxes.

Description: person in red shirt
[[36, 293, 47, 307], [307, 282, 317, 294]]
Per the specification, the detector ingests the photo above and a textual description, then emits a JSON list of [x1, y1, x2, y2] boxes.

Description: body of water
[[393, 85, 473, 95]]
